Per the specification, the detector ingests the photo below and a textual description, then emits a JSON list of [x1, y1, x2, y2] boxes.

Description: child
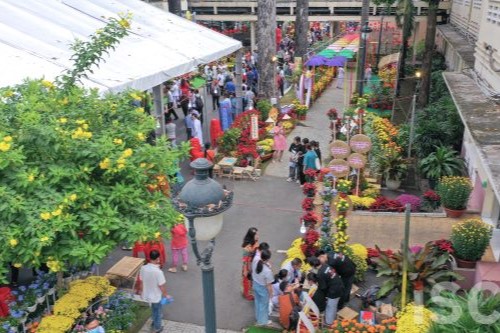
[[168, 218, 188, 273], [84, 315, 105, 333]]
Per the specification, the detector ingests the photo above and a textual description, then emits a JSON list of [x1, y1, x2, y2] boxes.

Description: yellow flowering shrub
[[349, 195, 376, 209], [396, 303, 435, 333], [349, 243, 368, 260], [37, 315, 74, 333]]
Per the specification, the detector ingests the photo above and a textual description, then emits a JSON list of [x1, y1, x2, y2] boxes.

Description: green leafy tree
[[0, 15, 188, 282]]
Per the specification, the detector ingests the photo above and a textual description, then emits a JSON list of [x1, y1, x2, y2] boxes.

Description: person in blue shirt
[[225, 78, 236, 95], [303, 143, 319, 172], [184, 109, 194, 140]]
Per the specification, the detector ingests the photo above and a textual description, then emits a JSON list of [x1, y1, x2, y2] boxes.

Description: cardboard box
[[337, 307, 358, 321]]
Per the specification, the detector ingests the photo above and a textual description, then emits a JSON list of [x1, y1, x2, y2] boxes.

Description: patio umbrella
[[324, 56, 347, 67], [338, 49, 355, 59], [318, 50, 336, 58], [305, 55, 327, 67]]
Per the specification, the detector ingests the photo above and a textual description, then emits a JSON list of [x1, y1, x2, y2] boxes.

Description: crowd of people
[[241, 227, 357, 330], [283, 135, 322, 185]]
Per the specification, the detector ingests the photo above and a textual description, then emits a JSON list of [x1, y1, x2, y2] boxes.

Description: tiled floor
[[139, 319, 243, 333]]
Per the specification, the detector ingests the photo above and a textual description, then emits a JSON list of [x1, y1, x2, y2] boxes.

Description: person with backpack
[[278, 281, 301, 331], [193, 89, 204, 124]]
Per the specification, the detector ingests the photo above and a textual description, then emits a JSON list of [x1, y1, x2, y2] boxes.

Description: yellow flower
[[99, 158, 111, 170], [136, 132, 146, 141], [58, 118, 68, 124], [27, 174, 35, 182], [0, 142, 11, 152], [118, 18, 131, 29], [40, 212, 52, 220], [75, 119, 86, 125], [40, 236, 49, 243], [82, 123, 89, 130], [41, 80, 54, 89], [135, 107, 145, 114], [140, 162, 147, 168], [154, 232, 161, 238], [113, 138, 123, 145], [122, 148, 133, 158], [9, 239, 18, 247], [69, 194, 77, 201], [13, 263, 22, 268], [52, 208, 62, 216], [3, 136, 12, 142]]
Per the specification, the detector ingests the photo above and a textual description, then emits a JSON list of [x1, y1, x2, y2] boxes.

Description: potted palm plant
[[451, 218, 493, 268], [379, 149, 408, 190], [419, 146, 465, 189], [436, 176, 472, 217]]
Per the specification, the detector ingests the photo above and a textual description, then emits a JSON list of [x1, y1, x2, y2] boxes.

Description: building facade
[[438, 0, 500, 260]]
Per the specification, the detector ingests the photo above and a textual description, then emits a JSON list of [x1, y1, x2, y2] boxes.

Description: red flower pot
[[444, 207, 466, 218]]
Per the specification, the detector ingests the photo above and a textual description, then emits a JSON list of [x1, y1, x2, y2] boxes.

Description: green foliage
[[256, 99, 272, 121], [414, 73, 464, 158], [351, 253, 368, 283], [57, 13, 132, 90], [217, 128, 241, 155], [376, 241, 461, 300], [419, 146, 465, 180], [0, 18, 188, 283], [428, 291, 500, 333], [451, 219, 493, 261]]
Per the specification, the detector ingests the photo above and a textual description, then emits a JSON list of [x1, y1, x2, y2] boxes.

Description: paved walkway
[[139, 319, 241, 333], [266, 77, 345, 177]]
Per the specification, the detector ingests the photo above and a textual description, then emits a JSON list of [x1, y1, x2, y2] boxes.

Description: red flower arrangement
[[304, 169, 318, 182], [327, 108, 338, 120], [302, 182, 316, 196], [302, 198, 314, 211], [301, 211, 320, 227], [369, 196, 404, 212], [301, 229, 320, 257], [434, 239, 454, 254], [423, 190, 440, 201]]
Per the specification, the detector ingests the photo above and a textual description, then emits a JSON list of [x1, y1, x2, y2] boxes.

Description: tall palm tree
[[417, 0, 440, 107], [294, 0, 309, 58], [257, 0, 277, 99], [395, 0, 415, 80]]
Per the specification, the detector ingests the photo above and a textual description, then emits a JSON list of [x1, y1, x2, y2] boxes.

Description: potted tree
[[436, 176, 472, 217], [451, 218, 493, 268], [419, 146, 465, 189]]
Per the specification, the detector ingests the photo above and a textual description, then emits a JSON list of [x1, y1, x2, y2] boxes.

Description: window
[[487, 4, 500, 25]]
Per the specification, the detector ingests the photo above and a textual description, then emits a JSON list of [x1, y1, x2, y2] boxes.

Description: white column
[[250, 21, 256, 52], [153, 84, 165, 138]]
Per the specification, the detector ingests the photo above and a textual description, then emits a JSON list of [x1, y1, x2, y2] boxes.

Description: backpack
[[288, 293, 302, 330], [360, 285, 381, 308], [195, 96, 204, 110]]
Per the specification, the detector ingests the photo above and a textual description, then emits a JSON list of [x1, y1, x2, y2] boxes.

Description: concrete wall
[[474, 0, 500, 92], [449, 0, 483, 39]]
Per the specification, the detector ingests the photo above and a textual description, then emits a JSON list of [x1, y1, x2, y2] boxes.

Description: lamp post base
[[201, 263, 217, 333]]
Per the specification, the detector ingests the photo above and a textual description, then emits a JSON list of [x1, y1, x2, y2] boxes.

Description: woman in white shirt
[[252, 249, 274, 326]]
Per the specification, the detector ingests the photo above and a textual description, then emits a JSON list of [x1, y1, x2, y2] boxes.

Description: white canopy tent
[[0, 0, 242, 92]]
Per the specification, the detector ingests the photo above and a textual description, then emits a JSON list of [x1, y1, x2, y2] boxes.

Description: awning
[[378, 53, 400, 69], [0, 0, 242, 92]]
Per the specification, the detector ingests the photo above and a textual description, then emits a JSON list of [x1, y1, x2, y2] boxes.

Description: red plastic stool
[[147, 241, 167, 268]]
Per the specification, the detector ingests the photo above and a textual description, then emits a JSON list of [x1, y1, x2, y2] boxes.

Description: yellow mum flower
[[40, 212, 52, 220], [3, 136, 12, 142], [113, 138, 123, 145], [82, 123, 89, 130], [40, 236, 49, 243], [140, 162, 147, 168], [41, 80, 54, 89], [9, 239, 18, 247], [0, 142, 11, 152], [122, 148, 133, 158], [135, 107, 145, 114], [99, 158, 111, 170], [69, 194, 77, 201], [52, 208, 62, 217], [27, 174, 35, 182], [137, 133, 146, 141], [58, 118, 68, 124], [75, 119, 86, 125], [13, 263, 22, 268], [154, 232, 161, 238]]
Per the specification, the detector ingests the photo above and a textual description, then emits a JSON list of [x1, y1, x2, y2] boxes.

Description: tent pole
[[153, 84, 165, 138]]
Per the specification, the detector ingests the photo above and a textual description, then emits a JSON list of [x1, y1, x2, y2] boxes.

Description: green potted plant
[[419, 146, 464, 189], [378, 149, 408, 190], [451, 218, 493, 268], [436, 176, 472, 217]]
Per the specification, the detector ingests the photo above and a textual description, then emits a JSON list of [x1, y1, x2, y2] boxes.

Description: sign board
[[250, 114, 259, 140], [330, 141, 351, 159], [350, 134, 372, 153], [347, 153, 367, 169], [328, 159, 350, 177]]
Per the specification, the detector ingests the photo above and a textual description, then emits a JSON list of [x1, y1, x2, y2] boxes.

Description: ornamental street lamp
[[357, 22, 373, 97], [172, 158, 234, 333]]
